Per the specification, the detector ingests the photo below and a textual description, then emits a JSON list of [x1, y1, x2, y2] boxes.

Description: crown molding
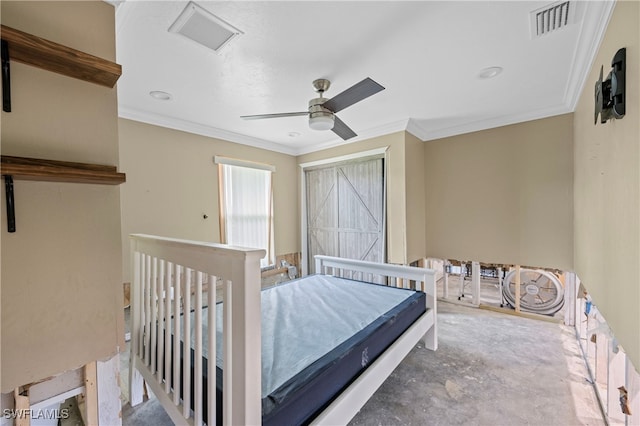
[[103, 0, 124, 8], [118, 106, 299, 155], [564, 0, 616, 111], [120, 104, 412, 157], [418, 104, 573, 142], [119, 103, 576, 155], [405, 119, 428, 140]]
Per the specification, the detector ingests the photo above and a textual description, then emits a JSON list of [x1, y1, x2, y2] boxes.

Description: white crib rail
[[129, 234, 265, 426]]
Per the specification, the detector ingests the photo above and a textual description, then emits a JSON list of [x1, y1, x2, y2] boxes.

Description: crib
[[129, 234, 437, 425]]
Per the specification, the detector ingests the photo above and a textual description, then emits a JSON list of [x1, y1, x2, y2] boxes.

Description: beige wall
[[118, 119, 299, 282], [574, 1, 640, 368], [1, 2, 123, 391], [424, 114, 574, 271], [297, 132, 411, 264], [405, 132, 427, 263], [121, 125, 419, 273]]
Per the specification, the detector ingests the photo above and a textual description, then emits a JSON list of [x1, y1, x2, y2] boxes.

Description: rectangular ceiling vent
[[169, 2, 243, 53], [530, 1, 573, 38]]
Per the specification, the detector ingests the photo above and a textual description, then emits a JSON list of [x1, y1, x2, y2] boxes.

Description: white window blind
[[217, 159, 274, 267]]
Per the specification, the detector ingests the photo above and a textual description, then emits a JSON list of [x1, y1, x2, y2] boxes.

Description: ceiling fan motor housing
[[308, 98, 334, 130]]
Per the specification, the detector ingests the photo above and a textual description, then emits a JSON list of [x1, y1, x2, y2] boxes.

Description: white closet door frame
[[299, 147, 389, 276]]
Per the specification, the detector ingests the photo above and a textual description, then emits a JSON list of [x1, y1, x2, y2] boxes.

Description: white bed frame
[[129, 234, 437, 426]]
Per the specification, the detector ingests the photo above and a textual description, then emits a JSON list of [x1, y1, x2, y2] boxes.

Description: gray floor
[[120, 301, 603, 425]]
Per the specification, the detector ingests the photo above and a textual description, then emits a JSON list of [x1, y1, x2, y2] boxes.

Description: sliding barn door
[[306, 158, 384, 274]]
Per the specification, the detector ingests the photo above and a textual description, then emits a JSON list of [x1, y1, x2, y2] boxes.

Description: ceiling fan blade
[[332, 116, 357, 140], [322, 77, 385, 113], [241, 111, 308, 120]]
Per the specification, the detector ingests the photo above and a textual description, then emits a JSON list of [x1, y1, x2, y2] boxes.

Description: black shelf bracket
[[1, 39, 11, 113], [4, 175, 15, 232]]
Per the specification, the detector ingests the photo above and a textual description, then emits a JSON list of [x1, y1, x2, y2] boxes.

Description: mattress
[[167, 274, 427, 425]]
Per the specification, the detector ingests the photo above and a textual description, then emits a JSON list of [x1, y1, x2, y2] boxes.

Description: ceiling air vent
[[530, 1, 573, 37], [169, 2, 243, 53]]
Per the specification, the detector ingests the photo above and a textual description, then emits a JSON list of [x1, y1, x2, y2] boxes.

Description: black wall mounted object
[[594, 47, 626, 124], [1, 39, 11, 112], [4, 175, 16, 232]]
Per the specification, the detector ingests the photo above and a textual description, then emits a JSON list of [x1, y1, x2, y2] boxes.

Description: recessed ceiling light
[[288, 131, 301, 138], [478, 67, 503, 79], [149, 91, 172, 101]]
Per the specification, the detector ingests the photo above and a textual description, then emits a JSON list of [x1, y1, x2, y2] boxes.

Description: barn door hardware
[[1, 39, 10, 112]]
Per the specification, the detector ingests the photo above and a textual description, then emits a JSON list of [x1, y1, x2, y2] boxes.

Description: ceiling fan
[[241, 77, 385, 140]]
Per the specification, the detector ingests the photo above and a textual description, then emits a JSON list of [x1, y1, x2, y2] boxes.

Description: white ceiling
[[113, 0, 614, 155]]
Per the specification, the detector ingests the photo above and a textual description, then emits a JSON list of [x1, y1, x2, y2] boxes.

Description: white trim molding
[[214, 156, 276, 172], [118, 106, 299, 156], [298, 146, 389, 170]]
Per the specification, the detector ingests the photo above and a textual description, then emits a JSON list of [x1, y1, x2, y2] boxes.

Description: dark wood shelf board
[[1, 156, 126, 185], [1, 25, 121, 88]]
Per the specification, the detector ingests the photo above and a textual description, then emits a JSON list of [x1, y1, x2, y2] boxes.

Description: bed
[[129, 234, 437, 425]]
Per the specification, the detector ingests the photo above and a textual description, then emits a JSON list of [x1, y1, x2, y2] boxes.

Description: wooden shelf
[[1, 156, 126, 185], [1, 25, 121, 88]]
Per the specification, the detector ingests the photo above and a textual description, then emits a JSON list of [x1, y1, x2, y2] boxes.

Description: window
[[216, 157, 274, 267]]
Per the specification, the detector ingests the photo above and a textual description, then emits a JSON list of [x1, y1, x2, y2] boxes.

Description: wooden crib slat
[[158, 260, 173, 393], [194, 271, 203, 425], [172, 263, 180, 406], [144, 254, 151, 367], [183, 267, 192, 419], [157, 258, 165, 385], [150, 256, 158, 374], [208, 275, 217, 426], [136, 251, 144, 358], [223, 279, 232, 425]]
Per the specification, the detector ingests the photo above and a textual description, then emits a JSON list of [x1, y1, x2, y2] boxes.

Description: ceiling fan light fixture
[[309, 112, 334, 131], [308, 98, 335, 131]]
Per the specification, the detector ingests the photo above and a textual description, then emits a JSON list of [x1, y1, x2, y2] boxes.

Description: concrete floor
[[349, 302, 602, 426], [120, 301, 604, 425]]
